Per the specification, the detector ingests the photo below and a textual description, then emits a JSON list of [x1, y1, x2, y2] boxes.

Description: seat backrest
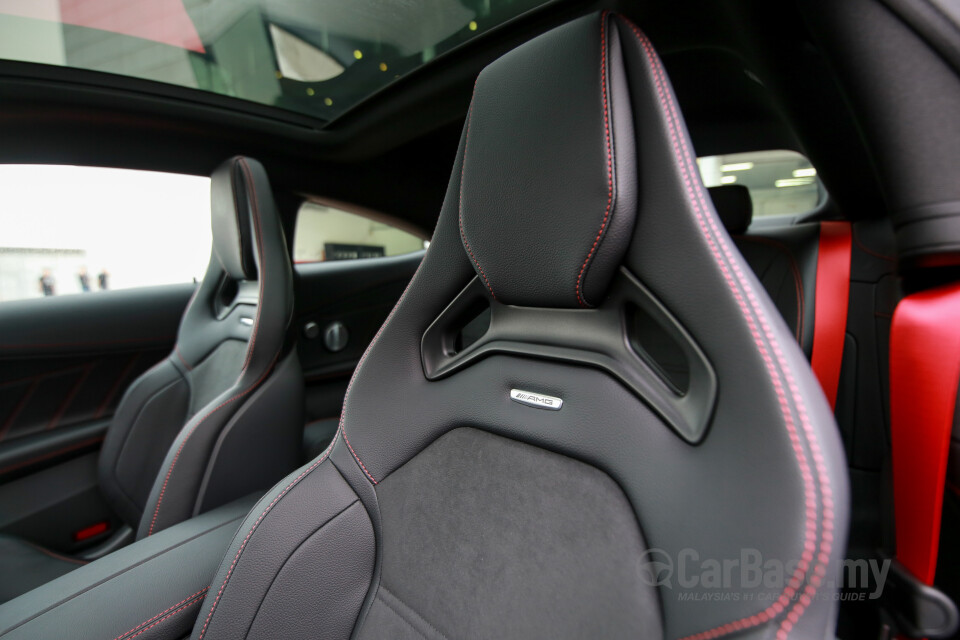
[[98, 156, 303, 539], [192, 14, 848, 640], [709, 184, 820, 356]]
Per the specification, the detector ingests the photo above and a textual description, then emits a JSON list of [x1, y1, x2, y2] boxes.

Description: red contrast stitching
[[0, 436, 104, 476], [22, 540, 88, 566], [111, 588, 208, 640], [147, 158, 273, 536], [0, 336, 174, 351], [145, 363, 275, 536], [618, 17, 833, 640], [195, 440, 336, 640], [575, 12, 615, 308], [95, 353, 141, 419], [735, 235, 806, 345], [45, 363, 94, 431], [343, 432, 377, 484], [196, 262, 424, 640], [175, 347, 193, 371], [172, 283, 202, 372], [338, 261, 424, 485], [120, 596, 204, 640], [0, 378, 40, 442], [458, 101, 498, 301]]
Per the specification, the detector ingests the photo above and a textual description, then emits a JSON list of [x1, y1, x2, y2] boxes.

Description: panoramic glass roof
[[0, 0, 548, 122]]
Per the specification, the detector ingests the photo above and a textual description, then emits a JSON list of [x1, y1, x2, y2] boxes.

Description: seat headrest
[[210, 156, 267, 281], [707, 185, 753, 235], [459, 15, 637, 308]]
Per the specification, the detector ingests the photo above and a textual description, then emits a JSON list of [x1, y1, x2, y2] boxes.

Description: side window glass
[[0, 165, 210, 302], [294, 201, 427, 263]]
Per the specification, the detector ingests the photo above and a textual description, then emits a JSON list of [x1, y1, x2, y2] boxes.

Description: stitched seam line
[[338, 258, 425, 486], [109, 371, 184, 518], [22, 540, 89, 565], [95, 353, 140, 419], [458, 100, 498, 301], [195, 436, 338, 640], [576, 12, 615, 308], [644, 34, 834, 640], [111, 587, 208, 640], [0, 336, 175, 351], [45, 363, 93, 431], [117, 595, 204, 640], [239, 499, 360, 639], [175, 347, 193, 371], [0, 515, 244, 638], [147, 158, 275, 536], [617, 17, 832, 640], [736, 236, 805, 345], [378, 586, 450, 640], [344, 432, 377, 484], [171, 283, 202, 371], [196, 261, 424, 639], [145, 361, 275, 536], [0, 437, 104, 477], [632, 22, 815, 638], [0, 378, 40, 442], [376, 595, 429, 640]]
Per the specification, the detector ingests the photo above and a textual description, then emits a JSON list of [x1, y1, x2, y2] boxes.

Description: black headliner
[[0, 0, 883, 233]]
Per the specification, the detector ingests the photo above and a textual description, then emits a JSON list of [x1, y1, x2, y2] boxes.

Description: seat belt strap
[[811, 221, 852, 409]]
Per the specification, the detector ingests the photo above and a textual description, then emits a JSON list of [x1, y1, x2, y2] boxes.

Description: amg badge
[[510, 389, 563, 411]]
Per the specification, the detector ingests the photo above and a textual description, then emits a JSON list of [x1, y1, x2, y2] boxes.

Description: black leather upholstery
[[125, 157, 302, 539], [0, 496, 257, 640], [709, 185, 820, 356], [459, 21, 637, 308], [189, 13, 849, 640], [0, 536, 86, 603], [0, 157, 303, 604], [211, 160, 259, 281]]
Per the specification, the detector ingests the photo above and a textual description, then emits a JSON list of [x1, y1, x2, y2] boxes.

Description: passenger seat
[[0, 156, 304, 604]]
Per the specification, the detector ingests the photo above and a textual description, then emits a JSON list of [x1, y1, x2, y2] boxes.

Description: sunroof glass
[[0, 0, 550, 121]]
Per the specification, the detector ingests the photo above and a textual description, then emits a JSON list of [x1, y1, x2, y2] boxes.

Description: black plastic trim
[[421, 268, 717, 443], [881, 558, 960, 639]]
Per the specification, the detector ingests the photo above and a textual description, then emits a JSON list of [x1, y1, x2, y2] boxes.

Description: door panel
[[0, 284, 193, 481], [294, 251, 421, 454]]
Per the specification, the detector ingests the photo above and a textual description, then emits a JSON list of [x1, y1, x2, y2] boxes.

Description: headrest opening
[[707, 185, 753, 235]]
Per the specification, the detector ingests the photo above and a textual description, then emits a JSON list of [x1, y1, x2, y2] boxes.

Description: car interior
[[0, 1, 959, 639]]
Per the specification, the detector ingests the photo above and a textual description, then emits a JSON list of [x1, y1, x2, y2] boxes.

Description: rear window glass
[[697, 150, 821, 217], [294, 201, 427, 263]]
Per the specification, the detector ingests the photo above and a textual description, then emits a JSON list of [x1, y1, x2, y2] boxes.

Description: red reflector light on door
[[73, 521, 110, 542]]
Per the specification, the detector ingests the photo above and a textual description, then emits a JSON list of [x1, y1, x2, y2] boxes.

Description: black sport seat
[[709, 184, 819, 356], [0, 156, 303, 603], [191, 14, 848, 640]]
